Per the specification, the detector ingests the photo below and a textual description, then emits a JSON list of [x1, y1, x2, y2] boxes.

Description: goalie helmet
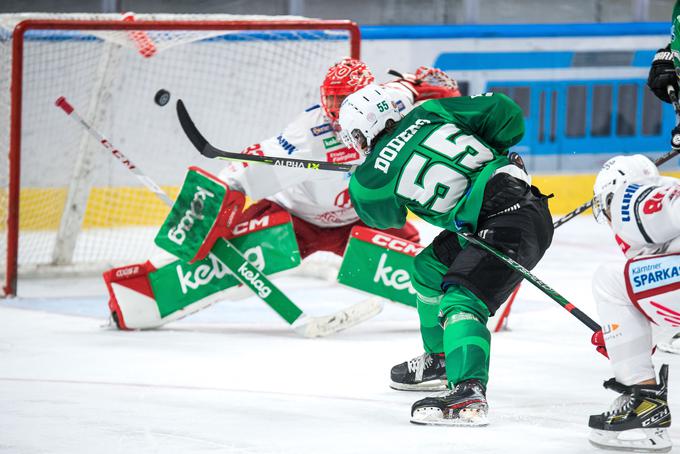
[[320, 58, 375, 123], [338, 84, 402, 154], [592, 154, 659, 223]]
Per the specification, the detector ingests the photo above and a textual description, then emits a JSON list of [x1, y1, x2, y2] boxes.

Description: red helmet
[[320, 58, 375, 122]]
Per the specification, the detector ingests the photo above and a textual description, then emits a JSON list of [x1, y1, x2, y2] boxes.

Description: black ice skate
[[410, 379, 489, 426], [588, 364, 672, 453], [390, 352, 447, 391]]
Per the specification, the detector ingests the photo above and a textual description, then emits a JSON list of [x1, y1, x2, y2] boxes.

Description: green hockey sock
[[417, 293, 444, 353], [441, 286, 491, 387], [411, 244, 449, 354]]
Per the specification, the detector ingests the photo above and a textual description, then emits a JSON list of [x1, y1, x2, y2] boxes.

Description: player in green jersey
[[648, 0, 680, 142], [338, 84, 554, 426]]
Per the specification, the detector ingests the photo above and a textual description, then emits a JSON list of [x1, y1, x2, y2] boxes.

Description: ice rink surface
[[1, 217, 678, 454]]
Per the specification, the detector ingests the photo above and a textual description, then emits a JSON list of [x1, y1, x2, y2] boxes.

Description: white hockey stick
[[55, 96, 383, 337]]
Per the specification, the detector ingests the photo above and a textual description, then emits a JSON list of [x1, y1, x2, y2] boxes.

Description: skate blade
[[410, 406, 489, 427], [588, 428, 672, 453], [390, 379, 447, 392]]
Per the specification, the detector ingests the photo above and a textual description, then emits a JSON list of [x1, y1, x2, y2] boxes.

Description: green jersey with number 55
[[671, 1, 680, 66], [348, 93, 525, 233]]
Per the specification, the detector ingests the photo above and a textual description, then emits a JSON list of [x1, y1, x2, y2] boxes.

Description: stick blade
[[292, 297, 385, 338], [176, 99, 222, 159]]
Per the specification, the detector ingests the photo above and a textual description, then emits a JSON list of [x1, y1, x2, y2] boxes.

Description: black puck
[[154, 89, 171, 106]]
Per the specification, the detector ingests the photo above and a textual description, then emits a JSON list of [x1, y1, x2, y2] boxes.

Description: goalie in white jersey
[[219, 58, 461, 258], [587, 154, 680, 452], [102, 59, 461, 332]]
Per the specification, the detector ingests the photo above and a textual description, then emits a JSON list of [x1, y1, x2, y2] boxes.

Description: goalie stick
[[553, 85, 680, 229], [55, 96, 383, 338], [176, 99, 357, 172]]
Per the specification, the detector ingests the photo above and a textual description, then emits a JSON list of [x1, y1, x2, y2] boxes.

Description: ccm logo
[[232, 215, 270, 236], [371, 234, 423, 256], [115, 266, 140, 279]]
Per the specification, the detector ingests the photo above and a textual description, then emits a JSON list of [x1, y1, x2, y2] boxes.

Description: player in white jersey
[[219, 58, 462, 258], [587, 154, 680, 452]]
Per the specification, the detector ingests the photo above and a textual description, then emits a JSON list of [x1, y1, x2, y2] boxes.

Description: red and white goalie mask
[[320, 58, 375, 123]]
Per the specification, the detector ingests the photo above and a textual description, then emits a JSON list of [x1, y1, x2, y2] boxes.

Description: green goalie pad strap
[[337, 226, 421, 307], [210, 239, 303, 323], [107, 211, 302, 329], [151, 211, 301, 318], [155, 166, 243, 263]]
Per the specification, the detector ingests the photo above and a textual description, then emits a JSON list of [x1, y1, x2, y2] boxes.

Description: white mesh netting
[[0, 13, 355, 294]]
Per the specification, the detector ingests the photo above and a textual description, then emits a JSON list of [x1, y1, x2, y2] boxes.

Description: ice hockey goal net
[[0, 13, 359, 296]]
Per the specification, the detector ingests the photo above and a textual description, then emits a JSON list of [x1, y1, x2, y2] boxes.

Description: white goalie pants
[[592, 262, 677, 386]]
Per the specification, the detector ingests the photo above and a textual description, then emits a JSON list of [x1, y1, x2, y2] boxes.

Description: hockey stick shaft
[[176, 99, 356, 173], [55, 97, 174, 207], [668, 85, 680, 148], [520, 88, 680, 318], [669, 85, 680, 124], [553, 86, 680, 229], [457, 232, 601, 332], [552, 149, 679, 227]]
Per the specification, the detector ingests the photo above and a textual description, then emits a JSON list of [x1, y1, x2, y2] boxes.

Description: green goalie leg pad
[[441, 286, 491, 388], [337, 226, 422, 307], [411, 244, 449, 354]]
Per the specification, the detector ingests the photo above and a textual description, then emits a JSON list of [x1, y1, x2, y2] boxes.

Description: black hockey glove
[[647, 45, 678, 104]]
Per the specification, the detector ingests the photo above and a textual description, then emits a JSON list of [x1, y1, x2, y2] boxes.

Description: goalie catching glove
[[389, 66, 462, 101]]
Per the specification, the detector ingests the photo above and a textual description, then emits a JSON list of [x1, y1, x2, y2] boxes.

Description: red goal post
[[1, 14, 360, 296]]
